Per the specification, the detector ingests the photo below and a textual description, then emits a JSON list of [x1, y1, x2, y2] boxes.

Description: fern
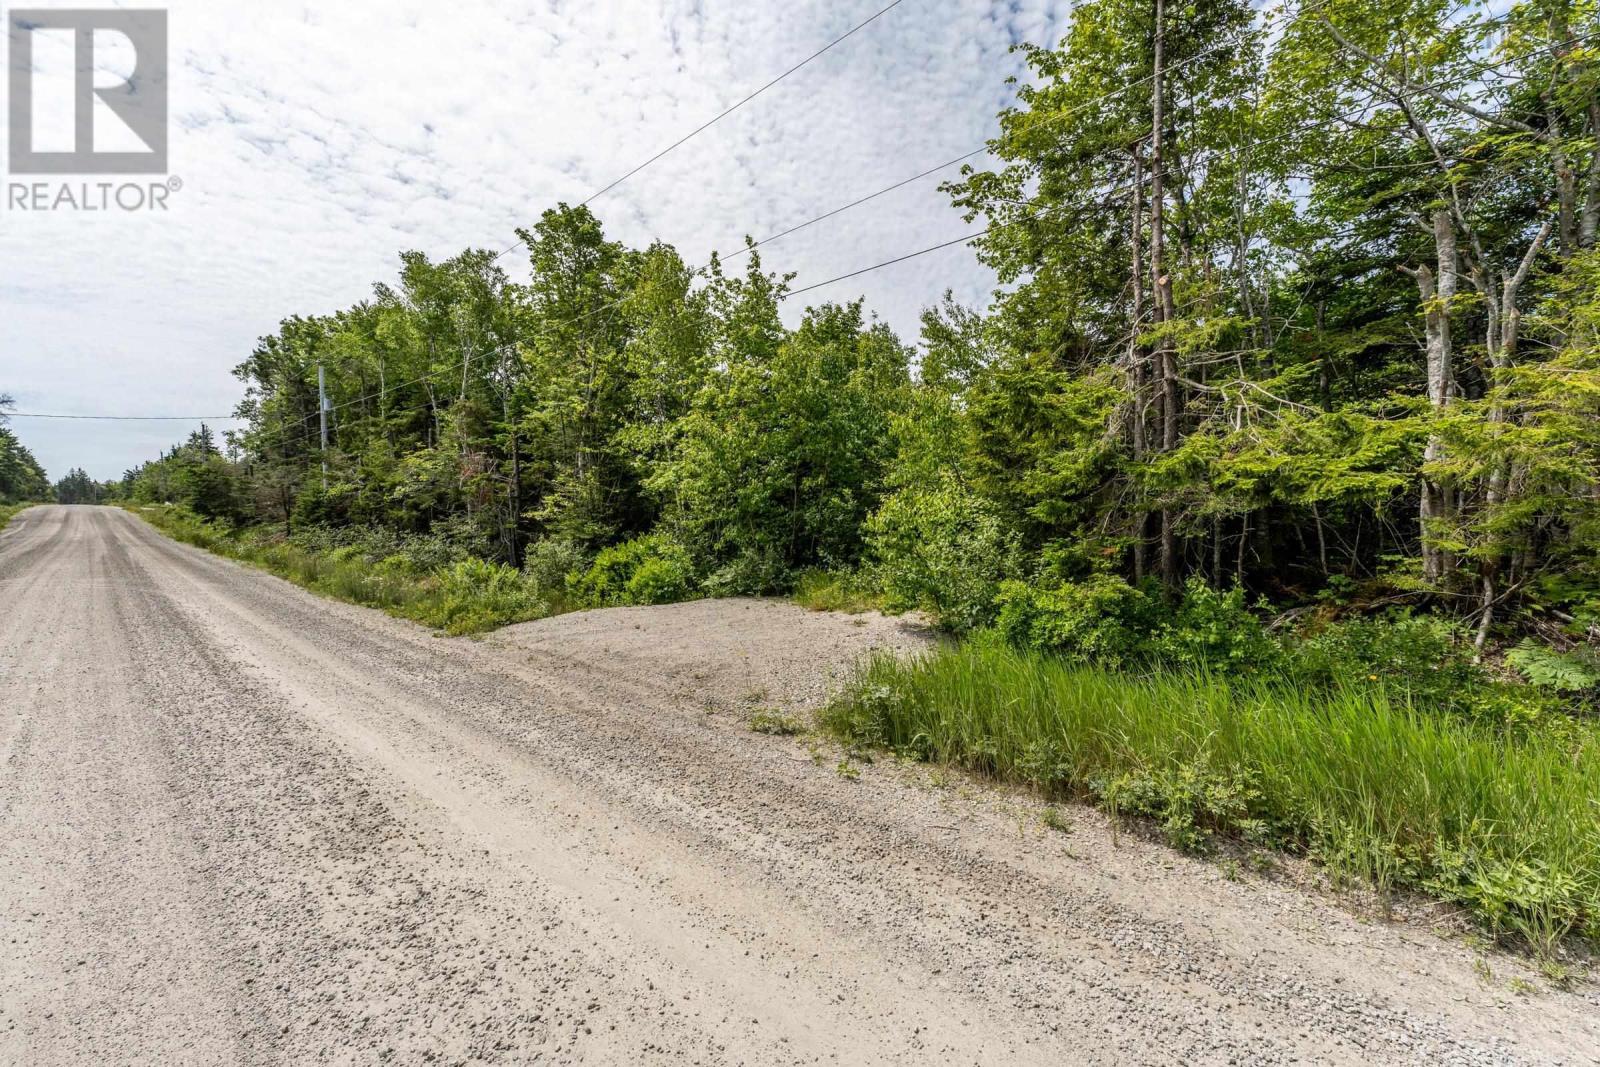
[[1505, 640, 1600, 693]]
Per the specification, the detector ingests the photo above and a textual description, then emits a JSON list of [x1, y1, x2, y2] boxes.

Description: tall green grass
[[130, 505, 557, 635], [791, 568, 885, 614], [826, 639, 1600, 953]]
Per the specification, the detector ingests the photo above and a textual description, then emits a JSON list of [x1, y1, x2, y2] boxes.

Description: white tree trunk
[[1418, 207, 1457, 584]]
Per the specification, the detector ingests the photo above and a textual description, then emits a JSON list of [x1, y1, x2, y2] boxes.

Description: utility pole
[[1149, 0, 1179, 593], [318, 361, 329, 490]]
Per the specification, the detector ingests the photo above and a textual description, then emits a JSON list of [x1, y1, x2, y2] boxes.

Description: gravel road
[[1, 505, 1595, 1066]]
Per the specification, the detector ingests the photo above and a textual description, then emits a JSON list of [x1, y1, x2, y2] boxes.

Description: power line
[[715, 0, 1544, 264], [717, 0, 1303, 262], [781, 226, 991, 299], [4, 411, 244, 422], [492, 0, 909, 263], [18, 0, 1328, 435], [771, 40, 1596, 303], [33, 7, 1578, 434]]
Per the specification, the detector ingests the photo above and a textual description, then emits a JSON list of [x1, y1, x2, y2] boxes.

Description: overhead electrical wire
[[491, 0, 910, 263], [26, 3, 1570, 437], [4, 411, 244, 422]]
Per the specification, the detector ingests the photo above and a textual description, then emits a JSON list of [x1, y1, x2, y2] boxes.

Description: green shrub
[[1290, 612, 1472, 688], [993, 574, 1156, 667], [570, 534, 695, 607], [867, 481, 1019, 631], [1281, 612, 1552, 723], [130, 505, 550, 636], [0, 502, 36, 532], [700, 544, 790, 598], [749, 710, 808, 736], [419, 558, 546, 634], [626, 553, 695, 605], [1150, 579, 1281, 675], [523, 537, 589, 595]]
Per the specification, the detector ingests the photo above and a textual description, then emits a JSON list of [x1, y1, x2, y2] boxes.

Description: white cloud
[[1, 0, 1071, 480]]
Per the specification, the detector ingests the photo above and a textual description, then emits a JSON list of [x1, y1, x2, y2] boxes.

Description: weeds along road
[[0, 505, 1595, 1065]]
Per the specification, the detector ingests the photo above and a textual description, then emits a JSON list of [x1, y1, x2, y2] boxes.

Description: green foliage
[[79, 0, 1600, 744], [651, 299, 909, 592], [748, 710, 808, 736], [1148, 580, 1280, 675], [427, 558, 547, 635], [1286, 614, 1558, 725], [0, 426, 49, 504], [521, 537, 589, 596], [791, 569, 882, 614], [131, 505, 549, 635], [123, 424, 244, 521], [827, 642, 1600, 948], [1100, 761, 1266, 854], [868, 478, 1019, 631], [1505, 640, 1600, 694], [53, 467, 110, 505], [993, 575, 1277, 676], [569, 533, 695, 607], [0, 502, 36, 531], [1289, 613, 1480, 697], [994, 574, 1156, 667]]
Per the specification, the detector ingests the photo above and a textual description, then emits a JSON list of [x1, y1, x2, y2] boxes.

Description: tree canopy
[[107, 0, 1600, 645]]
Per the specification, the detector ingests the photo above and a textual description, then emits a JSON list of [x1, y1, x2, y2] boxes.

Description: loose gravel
[[1, 505, 1595, 1065]]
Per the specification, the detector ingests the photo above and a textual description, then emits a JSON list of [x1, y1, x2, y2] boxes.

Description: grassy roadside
[[127, 505, 563, 635], [0, 502, 37, 532], [791, 569, 887, 614], [826, 639, 1600, 965]]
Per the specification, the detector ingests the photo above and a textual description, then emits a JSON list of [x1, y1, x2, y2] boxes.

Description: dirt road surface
[[1, 505, 1595, 1065]]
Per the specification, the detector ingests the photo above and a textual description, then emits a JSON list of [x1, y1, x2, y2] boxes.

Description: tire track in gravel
[[2, 505, 1597, 1066]]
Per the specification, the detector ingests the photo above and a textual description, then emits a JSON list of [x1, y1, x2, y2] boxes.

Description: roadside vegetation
[[131, 504, 560, 635], [827, 632, 1600, 966], [18, 0, 1597, 954], [0, 501, 36, 532]]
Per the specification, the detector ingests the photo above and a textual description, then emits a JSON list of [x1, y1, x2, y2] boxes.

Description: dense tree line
[[0, 431, 49, 505], [0, 397, 50, 505], [120, 0, 1600, 649], [51, 468, 110, 505]]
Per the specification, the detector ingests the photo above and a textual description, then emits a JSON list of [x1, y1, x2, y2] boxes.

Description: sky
[[1, 0, 1072, 481]]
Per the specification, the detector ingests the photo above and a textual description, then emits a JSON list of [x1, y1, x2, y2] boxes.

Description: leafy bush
[[992, 576, 1278, 676], [867, 481, 1019, 631], [569, 534, 695, 607], [699, 544, 789, 598], [1150, 579, 1281, 675], [284, 522, 469, 572], [993, 574, 1156, 667], [523, 537, 589, 595], [749, 710, 808, 736], [131, 505, 550, 636], [1290, 612, 1472, 688], [0, 502, 37, 532], [1279, 612, 1553, 723], [429, 512, 496, 563], [627, 553, 696, 606], [1099, 761, 1267, 854], [423, 558, 546, 634]]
